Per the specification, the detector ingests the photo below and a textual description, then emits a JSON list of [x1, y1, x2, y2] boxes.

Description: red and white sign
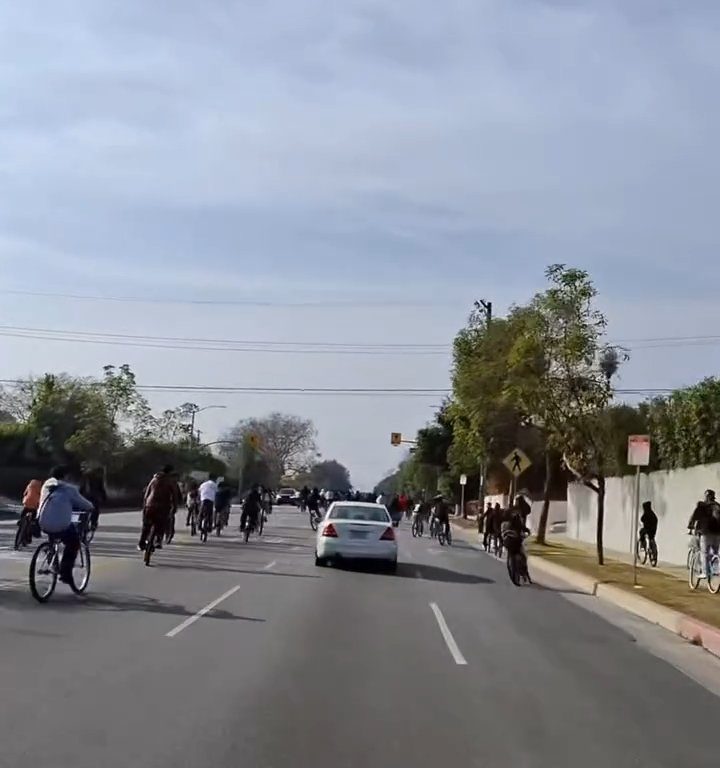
[[627, 435, 650, 467]]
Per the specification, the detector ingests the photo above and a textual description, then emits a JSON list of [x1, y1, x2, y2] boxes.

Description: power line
[[0, 289, 454, 309], [0, 326, 450, 356]]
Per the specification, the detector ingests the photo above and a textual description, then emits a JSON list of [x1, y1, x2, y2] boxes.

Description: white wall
[[566, 462, 720, 565], [481, 494, 567, 533]]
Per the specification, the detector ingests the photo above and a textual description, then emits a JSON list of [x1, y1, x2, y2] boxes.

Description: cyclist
[[16, 477, 42, 548], [688, 489, 720, 577], [501, 505, 530, 572], [240, 484, 262, 532], [198, 473, 218, 536], [481, 502, 495, 550], [215, 480, 233, 529], [299, 485, 310, 512], [37, 466, 94, 582], [138, 465, 178, 551], [638, 500, 658, 552], [431, 494, 450, 539], [261, 485, 273, 518], [79, 466, 107, 533], [185, 480, 199, 526]]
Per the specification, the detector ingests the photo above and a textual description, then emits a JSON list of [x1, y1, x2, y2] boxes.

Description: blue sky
[[2, 0, 720, 487]]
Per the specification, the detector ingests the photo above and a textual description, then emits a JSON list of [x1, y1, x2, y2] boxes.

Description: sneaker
[[137, 542, 145, 551]]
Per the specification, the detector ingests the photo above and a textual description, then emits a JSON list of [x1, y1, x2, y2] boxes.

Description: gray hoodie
[[37, 478, 94, 533]]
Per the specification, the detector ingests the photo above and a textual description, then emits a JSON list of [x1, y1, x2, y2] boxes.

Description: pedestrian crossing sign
[[503, 448, 532, 477]]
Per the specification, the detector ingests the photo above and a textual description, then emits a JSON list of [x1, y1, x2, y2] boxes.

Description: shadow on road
[[329, 560, 494, 584], [0, 589, 265, 622]]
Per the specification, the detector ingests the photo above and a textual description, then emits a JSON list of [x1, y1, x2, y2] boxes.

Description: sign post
[[503, 448, 532, 502], [459, 474, 467, 519], [628, 435, 651, 587]]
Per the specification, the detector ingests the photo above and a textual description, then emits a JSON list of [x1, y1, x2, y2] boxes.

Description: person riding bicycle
[[482, 502, 496, 550], [299, 485, 310, 511], [688, 489, 720, 577], [17, 477, 43, 546], [638, 500, 658, 549], [215, 480, 233, 529], [185, 480, 199, 526], [198, 473, 218, 535], [261, 485, 273, 517], [79, 466, 107, 532], [240, 484, 263, 532], [501, 505, 530, 566], [38, 466, 94, 582], [138, 465, 178, 551], [308, 487, 322, 513], [431, 494, 451, 538]]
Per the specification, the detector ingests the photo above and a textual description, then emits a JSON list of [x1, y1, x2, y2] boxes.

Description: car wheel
[[315, 554, 327, 567]]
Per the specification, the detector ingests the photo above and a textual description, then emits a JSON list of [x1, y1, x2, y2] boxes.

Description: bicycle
[[411, 514, 424, 538], [437, 521, 452, 546], [687, 532, 700, 570], [309, 508, 322, 532], [243, 513, 260, 543], [29, 513, 92, 602], [636, 532, 658, 567], [188, 501, 200, 537], [214, 505, 229, 537], [689, 542, 720, 594], [506, 549, 531, 586], [429, 516, 439, 539], [14, 509, 35, 551], [199, 504, 212, 543]]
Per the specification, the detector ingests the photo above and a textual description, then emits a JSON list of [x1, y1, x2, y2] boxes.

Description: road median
[[451, 520, 720, 660]]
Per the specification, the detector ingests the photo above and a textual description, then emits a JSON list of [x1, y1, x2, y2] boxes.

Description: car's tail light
[[322, 523, 338, 538], [380, 526, 395, 541]]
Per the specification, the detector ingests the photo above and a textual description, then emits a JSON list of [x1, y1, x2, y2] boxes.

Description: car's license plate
[[350, 530, 368, 539]]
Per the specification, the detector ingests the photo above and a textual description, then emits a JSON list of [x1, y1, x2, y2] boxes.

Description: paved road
[[1, 508, 720, 767]]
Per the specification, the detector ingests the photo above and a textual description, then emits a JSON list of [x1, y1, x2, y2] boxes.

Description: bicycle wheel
[[446, 528, 452, 546], [70, 543, 91, 594], [437, 528, 446, 546], [190, 512, 197, 537], [506, 555, 520, 586], [258, 513, 264, 536], [30, 542, 57, 602], [686, 547, 694, 570], [85, 524, 96, 545], [310, 513, 318, 532], [636, 538, 648, 565], [144, 526, 156, 566], [244, 524, 251, 543], [708, 555, 720, 594], [14, 516, 29, 550], [649, 540, 658, 568], [411, 521, 419, 538], [689, 551, 702, 590]]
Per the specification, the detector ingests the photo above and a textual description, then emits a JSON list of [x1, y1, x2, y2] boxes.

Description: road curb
[[450, 521, 720, 661]]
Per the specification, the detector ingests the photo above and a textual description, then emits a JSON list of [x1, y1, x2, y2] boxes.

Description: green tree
[[507, 265, 625, 563], [298, 460, 352, 492]]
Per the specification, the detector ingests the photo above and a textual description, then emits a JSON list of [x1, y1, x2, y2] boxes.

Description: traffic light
[[390, 432, 402, 446]]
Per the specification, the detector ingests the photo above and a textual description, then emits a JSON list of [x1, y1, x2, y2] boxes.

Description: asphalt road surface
[[1, 507, 720, 767]]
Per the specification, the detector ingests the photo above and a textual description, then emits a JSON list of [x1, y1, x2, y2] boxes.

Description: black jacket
[[688, 501, 720, 535]]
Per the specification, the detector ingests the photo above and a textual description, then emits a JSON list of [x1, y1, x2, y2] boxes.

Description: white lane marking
[[263, 560, 277, 570], [415, 569, 423, 580], [429, 603, 467, 665], [428, 549, 439, 557], [166, 585, 241, 638]]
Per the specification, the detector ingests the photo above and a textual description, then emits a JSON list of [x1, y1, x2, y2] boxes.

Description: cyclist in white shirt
[[198, 474, 218, 531]]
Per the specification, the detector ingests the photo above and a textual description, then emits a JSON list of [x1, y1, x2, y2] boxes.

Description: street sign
[[503, 448, 532, 478], [459, 474, 467, 486], [390, 432, 402, 446], [627, 435, 650, 467]]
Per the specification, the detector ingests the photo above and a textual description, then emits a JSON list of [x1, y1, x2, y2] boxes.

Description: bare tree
[[222, 412, 317, 482]]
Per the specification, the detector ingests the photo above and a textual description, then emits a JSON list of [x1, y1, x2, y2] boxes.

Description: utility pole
[[474, 299, 492, 326]]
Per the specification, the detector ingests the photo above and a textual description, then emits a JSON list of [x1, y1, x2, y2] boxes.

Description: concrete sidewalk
[[451, 520, 720, 661]]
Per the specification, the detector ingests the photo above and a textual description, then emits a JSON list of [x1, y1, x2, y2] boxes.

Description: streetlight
[[190, 404, 227, 445]]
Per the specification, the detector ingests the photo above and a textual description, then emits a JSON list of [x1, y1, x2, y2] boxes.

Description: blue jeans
[[700, 533, 720, 577], [43, 525, 80, 579]]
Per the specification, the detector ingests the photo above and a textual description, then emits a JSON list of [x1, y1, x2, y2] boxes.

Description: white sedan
[[314, 502, 397, 572]]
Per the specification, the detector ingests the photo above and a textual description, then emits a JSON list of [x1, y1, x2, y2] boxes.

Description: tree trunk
[[596, 474, 605, 565], [535, 449, 553, 545]]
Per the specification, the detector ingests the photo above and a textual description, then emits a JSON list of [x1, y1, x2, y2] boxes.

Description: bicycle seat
[[46, 533, 62, 544]]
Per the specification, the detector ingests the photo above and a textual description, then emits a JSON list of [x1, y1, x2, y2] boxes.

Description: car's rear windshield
[[279, 488, 295, 494], [329, 505, 390, 523]]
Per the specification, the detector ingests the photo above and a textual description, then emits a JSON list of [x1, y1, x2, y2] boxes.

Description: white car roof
[[329, 501, 386, 508]]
